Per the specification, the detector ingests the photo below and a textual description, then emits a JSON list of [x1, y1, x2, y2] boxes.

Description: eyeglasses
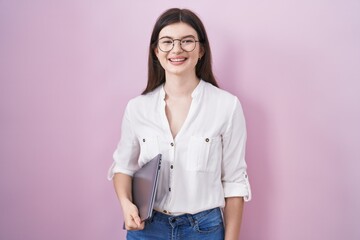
[[157, 36, 200, 52]]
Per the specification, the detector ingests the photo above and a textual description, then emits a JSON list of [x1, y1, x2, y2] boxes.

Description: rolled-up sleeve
[[221, 97, 252, 201], [107, 102, 140, 180]]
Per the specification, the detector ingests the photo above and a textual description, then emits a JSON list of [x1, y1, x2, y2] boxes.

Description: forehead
[[159, 22, 198, 39]]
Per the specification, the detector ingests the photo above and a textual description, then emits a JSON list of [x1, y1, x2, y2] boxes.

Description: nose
[[171, 39, 183, 53]]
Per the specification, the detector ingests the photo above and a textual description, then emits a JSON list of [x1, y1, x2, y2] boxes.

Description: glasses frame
[[157, 36, 200, 53]]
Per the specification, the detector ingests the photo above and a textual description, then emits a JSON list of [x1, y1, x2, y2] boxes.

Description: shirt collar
[[159, 79, 205, 100], [191, 79, 204, 99], [160, 84, 166, 100]]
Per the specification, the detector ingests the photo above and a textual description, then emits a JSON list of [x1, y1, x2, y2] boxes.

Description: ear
[[154, 47, 159, 58], [199, 46, 205, 59]]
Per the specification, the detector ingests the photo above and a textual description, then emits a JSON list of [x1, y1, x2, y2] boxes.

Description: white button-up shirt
[[108, 80, 251, 215]]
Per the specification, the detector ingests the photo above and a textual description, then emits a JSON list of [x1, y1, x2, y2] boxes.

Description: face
[[155, 22, 203, 78]]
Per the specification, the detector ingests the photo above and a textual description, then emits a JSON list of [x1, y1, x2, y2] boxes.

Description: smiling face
[[155, 22, 204, 79]]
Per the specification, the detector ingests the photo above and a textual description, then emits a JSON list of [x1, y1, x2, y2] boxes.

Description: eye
[[159, 38, 173, 44], [182, 38, 195, 44]]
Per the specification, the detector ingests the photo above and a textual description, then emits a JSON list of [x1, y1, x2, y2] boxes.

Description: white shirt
[[108, 80, 251, 215]]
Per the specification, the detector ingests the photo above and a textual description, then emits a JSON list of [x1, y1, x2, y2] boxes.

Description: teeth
[[170, 58, 186, 62]]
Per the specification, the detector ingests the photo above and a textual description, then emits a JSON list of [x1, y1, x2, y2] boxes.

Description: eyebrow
[[159, 35, 196, 39]]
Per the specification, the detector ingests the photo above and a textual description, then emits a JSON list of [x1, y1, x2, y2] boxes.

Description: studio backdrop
[[0, 0, 359, 239]]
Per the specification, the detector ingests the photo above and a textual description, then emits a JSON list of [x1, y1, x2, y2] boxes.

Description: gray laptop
[[132, 154, 162, 221]]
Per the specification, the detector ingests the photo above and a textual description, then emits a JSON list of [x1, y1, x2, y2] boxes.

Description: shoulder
[[128, 86, 161, 106], [202, 80, 239, 105], [201, 81, 245, 119], [125, 86, 161, 113]]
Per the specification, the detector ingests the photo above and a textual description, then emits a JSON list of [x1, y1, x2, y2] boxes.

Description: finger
[[128, 220, 144, 230], [132, 215, 142, 227], [138, 221, 145, 230], [125, 222, 136, 230], [126, 222, 140, 230], [125, 216, 138, 230], [126, 222, 144, 231]]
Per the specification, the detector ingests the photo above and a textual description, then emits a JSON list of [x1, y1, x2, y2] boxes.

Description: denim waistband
[[150, 208, 222, 227]]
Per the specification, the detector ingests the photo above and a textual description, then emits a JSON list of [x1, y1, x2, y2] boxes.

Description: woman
[[108, 8, 251, 240]]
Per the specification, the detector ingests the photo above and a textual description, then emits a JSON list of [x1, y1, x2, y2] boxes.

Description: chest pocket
[[139, 136, 160, 166], [186, 136, 222, 172]]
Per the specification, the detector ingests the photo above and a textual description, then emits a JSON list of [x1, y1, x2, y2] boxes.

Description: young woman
[[108, 8, 251, 240]]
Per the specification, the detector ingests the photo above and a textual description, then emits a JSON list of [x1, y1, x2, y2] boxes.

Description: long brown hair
[[142, 8, 218, 95]]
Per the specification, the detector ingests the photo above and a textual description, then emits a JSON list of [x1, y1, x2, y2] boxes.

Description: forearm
[[223, 197, 244, 240], [113, 173, 133, 206], [113, 172, 144, 229]]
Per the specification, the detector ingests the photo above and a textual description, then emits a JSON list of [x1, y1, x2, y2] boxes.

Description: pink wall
[[1, 1, 359, 239]]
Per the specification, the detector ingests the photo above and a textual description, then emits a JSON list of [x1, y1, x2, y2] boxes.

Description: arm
[[113, 173, 144, 230], [221, 98, 249, 240], [223, 197, 244, 240]]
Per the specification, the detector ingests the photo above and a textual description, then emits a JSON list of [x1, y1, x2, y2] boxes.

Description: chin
[[166, 65, 197, 75]]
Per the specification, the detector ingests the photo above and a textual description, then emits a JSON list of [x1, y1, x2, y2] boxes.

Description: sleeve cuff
[[107, 162, 135, 180], [222, 175, 252, 202]]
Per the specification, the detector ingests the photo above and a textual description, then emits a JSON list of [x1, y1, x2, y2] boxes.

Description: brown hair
[[142, 8, 218, 94]]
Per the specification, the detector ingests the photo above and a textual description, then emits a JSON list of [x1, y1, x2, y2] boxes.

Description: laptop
[[132, 154, 162, 221]]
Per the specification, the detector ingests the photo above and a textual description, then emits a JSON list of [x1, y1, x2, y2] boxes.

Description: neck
[[164, 73, 200, 98]]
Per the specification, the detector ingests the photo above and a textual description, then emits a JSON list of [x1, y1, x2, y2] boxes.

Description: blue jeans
[[127, 207, 224, 240]]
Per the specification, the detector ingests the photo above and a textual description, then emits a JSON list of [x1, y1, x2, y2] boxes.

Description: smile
[[169, 58, 187, 62]]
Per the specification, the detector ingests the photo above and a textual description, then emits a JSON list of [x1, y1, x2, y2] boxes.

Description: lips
[[169, 57, 187, 62]]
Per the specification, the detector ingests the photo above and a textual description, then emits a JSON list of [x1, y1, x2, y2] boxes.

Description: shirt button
[[163, 210, 168, 214], [205, 138, 209, 142], [170, 142, 174, 147], [142, 139, 146, 142], [170, 165, 173, 169], [169, 187, 171, 192]]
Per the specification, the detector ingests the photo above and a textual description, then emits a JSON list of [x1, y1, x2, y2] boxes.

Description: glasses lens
[[181, 37, 196, 52], [158, 37, 197, 52], [158, 37, 173, 52]]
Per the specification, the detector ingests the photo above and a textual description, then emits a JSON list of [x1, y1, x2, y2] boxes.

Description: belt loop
[[187, 214, 196, 227]]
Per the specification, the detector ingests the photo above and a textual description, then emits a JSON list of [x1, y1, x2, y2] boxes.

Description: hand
[[121, 199, 145, 231]]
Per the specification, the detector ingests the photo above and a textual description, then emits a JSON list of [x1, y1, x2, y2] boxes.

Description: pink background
[[1, 0, 359, 239]]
